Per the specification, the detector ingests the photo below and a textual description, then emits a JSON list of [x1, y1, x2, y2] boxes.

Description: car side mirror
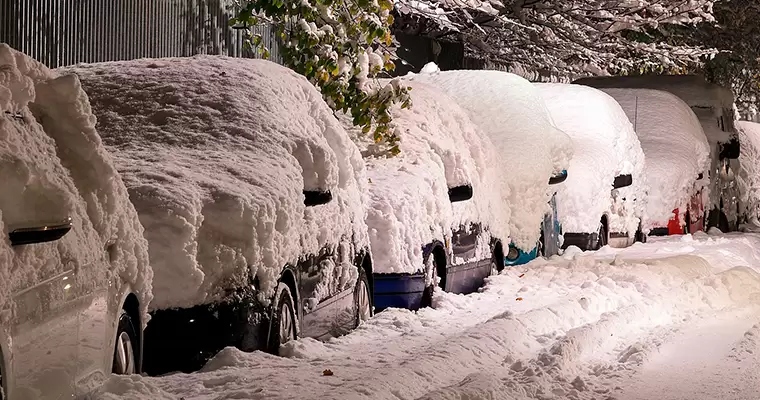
[[719, 137, 740, 160], [449, 185, 473, 203], [612, 174, 633, 189], [549, 170, 568, 185], [303, 190, 333, 207], [9, 217, 73, 246]]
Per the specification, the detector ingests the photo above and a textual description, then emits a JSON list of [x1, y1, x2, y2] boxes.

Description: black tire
[[112, 311, 139, 375], [719, 212, 730, 232], [492, 245, 505, 274], [267, 283, 297, 354], [354, 268, 373, 327], [684, 211, 691, 234], [596, 223, 608, 250]]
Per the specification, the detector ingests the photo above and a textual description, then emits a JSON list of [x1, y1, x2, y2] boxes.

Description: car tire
[[267, 282, 297, 354], [112, 311, 139, 375], [355, 268, 373, 327], [596, 223, 608, 250]]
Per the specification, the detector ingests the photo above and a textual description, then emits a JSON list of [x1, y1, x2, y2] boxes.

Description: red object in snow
[[666, 190, 705, 235]]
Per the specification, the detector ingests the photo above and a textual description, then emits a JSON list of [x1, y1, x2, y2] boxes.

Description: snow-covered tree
[[394, 0, 717, 80], [232, 0, 411, 155]]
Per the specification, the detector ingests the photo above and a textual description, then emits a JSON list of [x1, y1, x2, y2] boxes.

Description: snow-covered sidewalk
[[89, 232, 760, 400]]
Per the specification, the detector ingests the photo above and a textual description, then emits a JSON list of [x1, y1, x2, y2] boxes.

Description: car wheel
[[684, 211, 691, 234], [267, 283, 297, 354], [537, 228, 545, 257], [355, 268, 372, 327], [596, 223, 608, 249], [112, 311, 138, 375], [491, 246, 505, 275]]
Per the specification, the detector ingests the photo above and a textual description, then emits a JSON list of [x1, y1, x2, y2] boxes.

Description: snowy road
[[92, 232, 760, 400]]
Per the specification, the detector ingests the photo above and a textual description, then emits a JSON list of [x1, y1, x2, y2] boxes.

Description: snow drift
[[535, 83, 646, 237], [0, 44, 152, 323], [345, 79, 510, 274], [405, 64, 573, 251], [64, 56, 369, 310], [600, 88, 711, 230]]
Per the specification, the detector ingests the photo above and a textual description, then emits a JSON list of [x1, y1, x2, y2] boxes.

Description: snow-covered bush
[[0, 44, 153, 324], [535, 83, 646, 238], [344, 79, 509, 274], [404, 65, 572, 252], [601, 88, 711, 231], [737, 121, 760, 220], [232, 0, 410, 155], [65, 56, 369, 310]]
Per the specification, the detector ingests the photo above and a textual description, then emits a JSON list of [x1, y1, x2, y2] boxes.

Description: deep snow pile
[[347, 79, 510, 274], [738, 121, 760, 221], [535, 83, 646, 237], [601, 88, 711, 230], [64, 56, 369, 310], [0, 44, 152, 324], [405, 64, 573, 251], [85, 232, 760, 400]]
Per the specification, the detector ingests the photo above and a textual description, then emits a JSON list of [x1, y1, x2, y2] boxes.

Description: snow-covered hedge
[[65, 56, 369, 310], [0, 44, 153, 325], [737, 121, 760, 220], [347, 79, 509, 274], [535, 83, 646, 237], [601, 88, 711, 230], [404, 64, 572, 252]]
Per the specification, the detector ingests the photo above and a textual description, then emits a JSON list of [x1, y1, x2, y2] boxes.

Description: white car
[[598, 88, 711, 236], [355, 79, 510, 310], [407, 65, 573, 266], [0, 45, 152, 399], [68, 56, 373, 376], [535, 83, 647, 250]]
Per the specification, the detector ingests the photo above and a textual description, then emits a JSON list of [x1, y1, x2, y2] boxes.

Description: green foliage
[[232, 0, 411, 155]]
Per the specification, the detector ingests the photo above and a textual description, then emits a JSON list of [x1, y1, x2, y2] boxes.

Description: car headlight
[[506, 246, 520, 261]]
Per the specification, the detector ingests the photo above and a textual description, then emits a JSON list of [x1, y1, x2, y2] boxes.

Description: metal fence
[[0, 0, 281, 68]]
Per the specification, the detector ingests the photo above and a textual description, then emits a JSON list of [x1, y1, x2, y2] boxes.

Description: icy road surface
[[91, 231, 760, 400]]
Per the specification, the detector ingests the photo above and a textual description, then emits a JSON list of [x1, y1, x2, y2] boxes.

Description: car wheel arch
[[120, 293, 142, 373]]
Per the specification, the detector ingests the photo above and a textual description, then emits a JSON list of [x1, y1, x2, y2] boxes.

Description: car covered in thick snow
[[574, 75, 743, 233], [0, 44, 153, 398], [534, 83, 646, 251], [66, 56, 374, 375], [350, 79, 510, 311], [598, 88, 711, 236], [737, 121, 760, 230], [407, 65, 573, 266]]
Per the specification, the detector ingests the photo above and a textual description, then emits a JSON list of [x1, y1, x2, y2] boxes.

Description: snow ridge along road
[[88, 232, 760, 400]]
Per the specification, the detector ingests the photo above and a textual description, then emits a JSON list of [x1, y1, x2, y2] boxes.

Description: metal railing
[[0, 0, 281, 67]]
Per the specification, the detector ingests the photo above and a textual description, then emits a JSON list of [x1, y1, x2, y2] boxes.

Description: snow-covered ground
[[88, 231, 760, 400]]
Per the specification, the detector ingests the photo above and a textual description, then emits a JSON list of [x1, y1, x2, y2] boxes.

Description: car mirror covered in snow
[[549, 170, 568, 185], [303, 190, 333, 206], [613, 174, 633, 189], [8, 217, 73, 246], [448, 185, 474, 203]]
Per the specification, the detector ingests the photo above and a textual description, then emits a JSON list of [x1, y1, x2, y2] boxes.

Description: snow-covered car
[[737, 121, 760, 230], [66, 56, 374, 375], [534, 83, 646, 251], [407, 64, 573, 267], [0, 45, 152, 398], [353, 79, 510, 311], [598, 88, 711, 236], [574, 75, 742, 233]]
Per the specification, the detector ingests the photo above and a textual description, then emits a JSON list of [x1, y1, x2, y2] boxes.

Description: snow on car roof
[[345, 79, 510, 274], [0, 44, 153, 325], [535, 83, 646, 235], [600, 88, 711, 228], [404, 64, 572, 251], [65, 55, 368, 310]]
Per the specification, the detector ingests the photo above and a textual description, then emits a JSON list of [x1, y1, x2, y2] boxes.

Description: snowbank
[[64, 56, 368, 310], [0, 44, 152, 323], [600, 89, 711, 230], [738, 121, 760, 219], [347, 79, 510, 274], [85, 233, 760, 400], [405, 64, 573, 251], [535, 83, 646, 236]]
